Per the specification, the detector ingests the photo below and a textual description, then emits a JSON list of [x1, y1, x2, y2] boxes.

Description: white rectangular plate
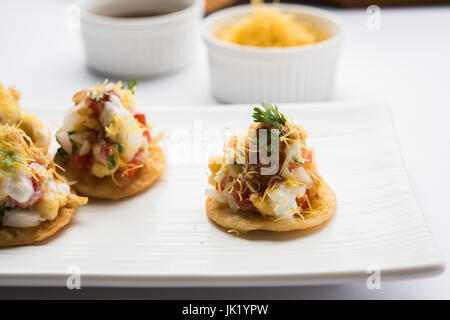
[[0, 101, 444, 287]]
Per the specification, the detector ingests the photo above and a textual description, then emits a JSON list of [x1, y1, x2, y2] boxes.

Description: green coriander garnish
[[122, 79, 138, 94], [0, 149, 24, 169], [54, 147, 69, 165], [89, 91, 109, 102], [108, 154, 116, 170], [0, 205, 12, 219], [293, 158, 305, 165], [252, 103, 287, 130]]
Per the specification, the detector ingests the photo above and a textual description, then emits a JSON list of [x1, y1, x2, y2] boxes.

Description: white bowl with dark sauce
[[79, 0, 204, 78]]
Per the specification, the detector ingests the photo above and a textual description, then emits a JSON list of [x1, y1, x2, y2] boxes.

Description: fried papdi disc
[[0, 85, 51, 154], [18, 111, 51, 154], [0, 205, 77, 247], [206, 177, 336, 232], [62, 143, 165, 200]]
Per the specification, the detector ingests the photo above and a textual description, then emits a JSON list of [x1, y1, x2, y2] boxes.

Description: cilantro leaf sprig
[[122, 79, 138, 95], [0, 149, 24, 169], [252, 103, 287, 130], [0, 205, 12, 219], [89, 91, 109, 102], [107, 154, 116, 170], [54, 147, 69, 165]]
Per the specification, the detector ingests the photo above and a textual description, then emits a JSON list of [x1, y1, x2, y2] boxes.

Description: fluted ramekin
[[79, 0, 204, 78], [202, 4, 343, 103]]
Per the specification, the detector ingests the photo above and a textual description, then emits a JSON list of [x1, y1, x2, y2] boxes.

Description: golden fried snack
[[205, 103, 336, 233], [0, 125, 87, 247], [54, 81, 165, 199], [0, 84, 51, 153]]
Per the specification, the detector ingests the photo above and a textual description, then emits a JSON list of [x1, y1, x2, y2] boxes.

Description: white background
[[0, 0, 449, 299]]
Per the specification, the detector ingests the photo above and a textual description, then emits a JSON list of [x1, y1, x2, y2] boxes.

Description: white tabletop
[[0, 0, 449, 299]]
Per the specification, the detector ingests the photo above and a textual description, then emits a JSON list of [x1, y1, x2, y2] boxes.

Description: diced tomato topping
[[296, 191, 310, 211], [68, 154, 92, 171], [235, 194, 256, 211], [118, 150, 146, 179], [118, 166, 127, 177], [232, 189, 256, 212], [288, 150, 312, 171], [89, 100, 103, 116], [127, 170, 137, 179], [217, 177, 257, 212], [134, 113, 147, 125], [303, 150, 313, 166], [119, 166, 138, 179], [133, 114, 151, 142], [217, 177, 246, 198], [143, 130, 151, 142], [88, 91, 110, 116], [132, 150, 147, 164], [217, 177, 232, 192]]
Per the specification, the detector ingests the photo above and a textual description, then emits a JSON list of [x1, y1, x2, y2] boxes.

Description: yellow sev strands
[[216, 0, 320, 47], [212, 118, 320, 217], [68, 81, 152, 186], [0, 124, 64, 184]]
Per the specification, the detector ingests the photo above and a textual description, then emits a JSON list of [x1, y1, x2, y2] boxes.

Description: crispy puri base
[[206, 177, 336, 232], [0, 115, 51, 154], [0, 205, 76, 247], [61, 143, 165, 200], [18, 112, 51, 154]]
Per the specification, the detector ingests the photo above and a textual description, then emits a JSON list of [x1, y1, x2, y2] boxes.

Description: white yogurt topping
[[99, 94, 129, 126], [61, 103, 84, 132], [268, 183, 305, 217], [2, 169, 33, 204]]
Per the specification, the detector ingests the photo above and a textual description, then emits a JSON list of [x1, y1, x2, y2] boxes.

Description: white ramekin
[[79, 0, 204, 78], [202, 4, 343, 103]]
